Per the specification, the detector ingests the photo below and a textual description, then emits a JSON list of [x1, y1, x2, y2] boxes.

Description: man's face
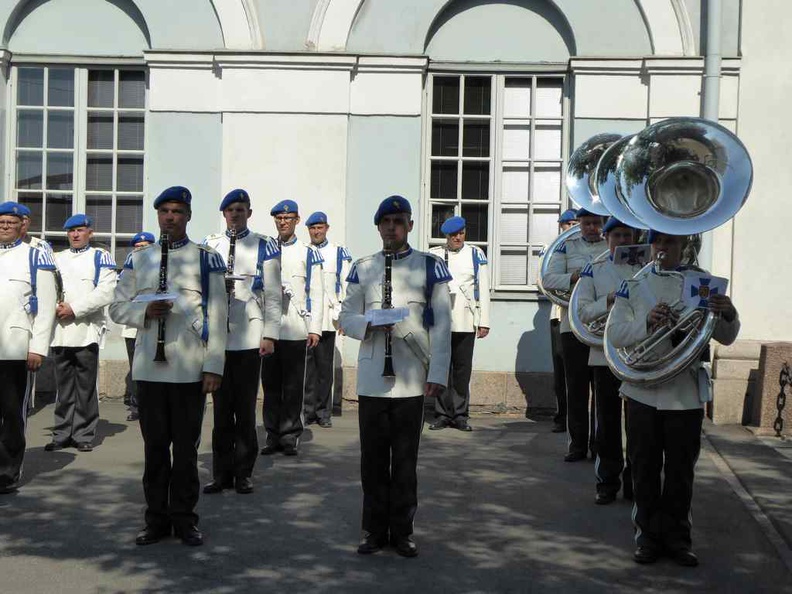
[[308, 223, 329, 246], [157, 201, 191, 240], [606, 226, 636, 253], [377, 214, 413, 250], [651, 234, 685, 269], [67, 226, 93, 249], [273, 212, 300, 240], [0, 215, 23, 244], [445, 228, 466, 250], [559, 221, 577, 233], [21, 217, 31, 238], [223, 202, 252, 232], [133, 240, 152, 249], [578, 215, 604, 241]]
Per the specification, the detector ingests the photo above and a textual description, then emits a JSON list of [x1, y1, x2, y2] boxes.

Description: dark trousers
[[137, 381, 206, 531], [550, 319, 566, 425], [626, 398, 703, 551], [261, 339, 306, 448], [124, 337, 138, 415], [436, 331, 475, 422], [594, 367, 631, 496], [0, 361, 29, 486], [212, 349, 261, 481], [560, 332, 595, 456], [304, 331, 336, 423], [359, 395, 424, 539], [52, 344, 100, 445]]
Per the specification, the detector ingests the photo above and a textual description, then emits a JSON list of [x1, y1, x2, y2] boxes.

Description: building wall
[[255, 0, 318, 51]]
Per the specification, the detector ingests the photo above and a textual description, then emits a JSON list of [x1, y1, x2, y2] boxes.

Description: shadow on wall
[[515, 305, 552, 411]]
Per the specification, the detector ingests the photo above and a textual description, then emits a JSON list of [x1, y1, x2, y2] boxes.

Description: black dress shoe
[[282, 444, 298, 456], [595, 492, 617, 505], [391, 535, 418, 558], [203, 479, 233, 494], [44, 441, 67, 452], [76, 443, 93, 452], [260, 444, 282, 455], [126, 412, 139, 422], [669, 548, 699, 567], [318, 418, 333, 428], [357, 532, 386, 555], [633, 545, 659, 564], [175, 525, 203, 546], [0, 481, 19, 495], [454, 420, 473, 432], [564, 451, 586, 462], [135, 525, 170, 546], [235, 477, 254, 494], [429, 419, 450, 430], [551, 422, 566, 433]]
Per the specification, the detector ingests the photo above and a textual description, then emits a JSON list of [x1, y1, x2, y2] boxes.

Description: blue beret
[[0, 201, 27, 218], [270, 200, 299, 216], [576, 208, 602, 219], [305, 211, 328, 227], [153, 186, 192, 209], [603, 217, 633, 234], [440, 216, 466, 235], [219, 189, 250, 211], [130, 231, 156, 246], [63, 213, 93, 229], [374, 195, 412, 225], [558, 209, 577, 223]]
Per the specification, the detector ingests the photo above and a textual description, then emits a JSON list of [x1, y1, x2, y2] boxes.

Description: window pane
[[118, 112, 144, 150], [535, 123, 562, 160], [502, 166, 530, 203], [115, 244, 133, 267], [463, 76, 491, 115], [430, 161, 458, 200], [17, 111, 43, 148], [504, 79, 531, 117], [432, 77, 460, 115], [117, 196, 143, 233], [86, 195, 113, 233], [47, 112, 74, 149], [431, 203, 456, 239], [117, 156, 144, 192], [18, 68, 44, 106], [16, 151, 43, 189], [531, 208, 561, 247], [86, 154, 113, 191], [462, 120, 489, 158], [536, 79, 563, 117], [500, 208, 528, 243], [503, 124, 530, 160], [47, 153, 74, 190], [461, 203, 488, 242], [499, 248, 528, 285], [533, 165, 562, 203], [431, 120, 459, 156], [87, 113, 114, 150], [119, 71, 145, 109], [461, 162, 489, 200], [47, 236, 70, 252], [91, 235, 113, 254], [48, 68, 75, 107], [45, 193, 73, 231], [18, 192, 42, 232], [88, 70, 115, 108], [528, 247, 544, 285]]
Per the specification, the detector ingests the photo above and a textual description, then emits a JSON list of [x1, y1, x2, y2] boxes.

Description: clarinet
[[225, 227, 237, 330], [153, 233, 169, 362], [381, 249, 395, 378]]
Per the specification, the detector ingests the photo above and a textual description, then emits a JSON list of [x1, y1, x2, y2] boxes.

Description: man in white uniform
[[340, 195, 452, 558], [428, 216, 490, 432], [0, 202, 57, 494], [46, 214, 117, 452]]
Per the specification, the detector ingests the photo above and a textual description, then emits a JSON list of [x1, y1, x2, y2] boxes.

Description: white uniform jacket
[[279, 237, 324, 340], [51, 246, 117, 348], [575, 255, 644, 366], [315, 240, 352, 333], [0, 240, 57, 360], [606, 266, 740, 410], [340, 247, 452, 398], [542, 236, 607, 333], [109, 238, 228, 383], [203, 229, 282, 350], [429, 243, 490, 333]]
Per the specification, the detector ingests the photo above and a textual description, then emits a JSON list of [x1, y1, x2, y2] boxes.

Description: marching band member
[[0, 202, 57, 494], [542, 209, 606, 461], [303, 211, 351, 429], [428, 216, 490, 432], [607, 230, 739, 566], [110, 187, 227, 546], [260, 200, 324, 457], [574, 217, 641, 504], [340, 195, 451, 558], [203, 189, 281, 494]]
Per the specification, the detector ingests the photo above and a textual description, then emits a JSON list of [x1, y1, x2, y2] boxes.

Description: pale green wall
[[686, 0, 742, 57], [256, 0, 318, 51], [572, 118, 648, 148]]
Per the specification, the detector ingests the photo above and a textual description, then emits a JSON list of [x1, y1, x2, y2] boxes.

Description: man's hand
[[366, 323, 393, 334], [259, 338, 275, 357], [606, 292, 616, 308], [307, 333, 321, 349], [202, 372, 222, 394], [477, 327, 490, 339], [27, 353, 43, 372], [56, 302, 76, 321], [708, 294, 737, 322], [424, 382, 443, 398], [145, 300, 173, 320], [647, 303, 678, 332], [570, 270, 581, 285]]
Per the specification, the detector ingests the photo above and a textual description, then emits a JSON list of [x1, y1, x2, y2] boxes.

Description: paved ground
[[1, 401, 790, 594]]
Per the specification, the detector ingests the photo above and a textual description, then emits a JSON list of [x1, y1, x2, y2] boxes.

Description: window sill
[[491, 290, 549, 302]]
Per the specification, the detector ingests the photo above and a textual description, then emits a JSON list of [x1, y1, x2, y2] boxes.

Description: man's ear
[[408, 219, 414, 233]]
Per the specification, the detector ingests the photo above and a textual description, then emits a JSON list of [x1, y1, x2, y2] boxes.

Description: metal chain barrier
[[774, 362, 790, 437]]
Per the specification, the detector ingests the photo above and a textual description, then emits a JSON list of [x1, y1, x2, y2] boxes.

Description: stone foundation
[[710, 340, 761, 425], [750, 342, 792, 437]]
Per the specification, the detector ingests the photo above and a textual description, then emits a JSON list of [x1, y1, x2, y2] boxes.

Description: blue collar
[[226, 228, 250, 240], [445, 244, 463, 253], [161, 236, 190, 250], [582, 236, 604, 244], [313, 239, 328, 249], [383, 246, 413, 260], [280, 236, 298, 247], [0, 238, 22, 250], [70, 245, 90, 254]]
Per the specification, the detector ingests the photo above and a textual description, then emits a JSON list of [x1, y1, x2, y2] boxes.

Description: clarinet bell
[[382, 355, 395, 378], [153, 341, 167, 362]]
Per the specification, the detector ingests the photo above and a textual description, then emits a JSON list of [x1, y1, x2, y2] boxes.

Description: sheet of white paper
[[132, 292, 179, 303], [366, 307, 409, 326], [613, 244, 651, 266], [682, 274, 728, 309]]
